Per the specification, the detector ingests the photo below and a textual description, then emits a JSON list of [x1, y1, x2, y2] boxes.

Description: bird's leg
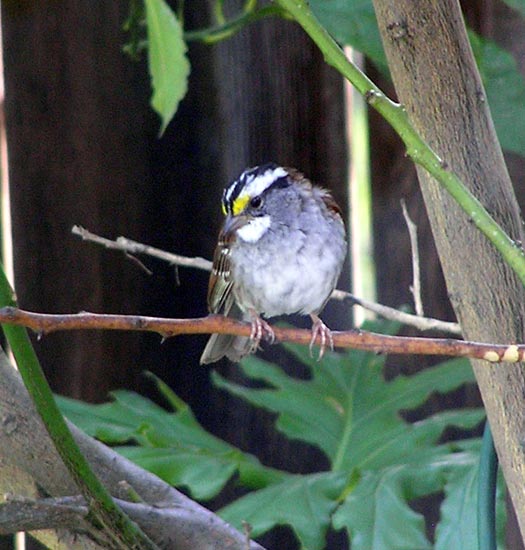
[[247, 309, 275, 353], [309, 314, 334, 360]]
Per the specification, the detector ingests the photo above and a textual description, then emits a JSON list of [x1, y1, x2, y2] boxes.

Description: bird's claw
[[309, 316, 334, 361], [248, 312, 275, 354]]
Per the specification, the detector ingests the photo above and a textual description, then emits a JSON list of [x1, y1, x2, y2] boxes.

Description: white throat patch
[[237, 215, 271, 243]]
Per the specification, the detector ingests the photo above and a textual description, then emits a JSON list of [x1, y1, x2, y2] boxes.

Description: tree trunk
[[373, 0, 525, 541]]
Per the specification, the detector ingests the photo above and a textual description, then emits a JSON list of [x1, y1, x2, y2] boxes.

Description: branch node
[[365, 89, 382, 105], [386, 19, 408, 40]]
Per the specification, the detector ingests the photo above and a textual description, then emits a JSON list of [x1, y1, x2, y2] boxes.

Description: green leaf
[[435, 448, 507, 550], [469, 31, 525, 156], [220, 472, 347, 550], [57, 321, 494, 549], [333, 450, 480, 550], [118, 446, 239, 499], [144, 0, 190, 135], [211, 324, 486, 546], [499, 0, 525, 17], [310, 1, 525, 156], [435, 458, 479, 550], [310, 0, 388, 73], [212, 339, 476, 471], [57, 390, 284, 499]]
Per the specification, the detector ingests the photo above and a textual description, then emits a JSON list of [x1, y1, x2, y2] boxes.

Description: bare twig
[[401, 200, 424, 316], [72, 225, 461, 335], [0, 306, 519, 363], [72, 225, 212, 271], [330, 290, 461, 334]]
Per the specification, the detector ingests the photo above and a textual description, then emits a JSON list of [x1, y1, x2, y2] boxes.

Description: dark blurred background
[[1, 1, 525, 548]]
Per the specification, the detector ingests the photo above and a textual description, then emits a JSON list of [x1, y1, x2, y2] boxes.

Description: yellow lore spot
[[232, 194, 250, 216], [502, 345, 520, 363], [483, 351, 500, 363]]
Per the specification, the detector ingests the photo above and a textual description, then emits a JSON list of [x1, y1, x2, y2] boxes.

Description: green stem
[[0, 267, 158, 549], [478, 422, 498, 550], [184, 5, 283, 44], [274, 0, 525, 287]]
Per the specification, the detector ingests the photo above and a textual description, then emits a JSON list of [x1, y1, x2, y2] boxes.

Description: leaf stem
[[274, 0, 525, 287], [184, 5, 283, 44], [0, 267, 158, 549]]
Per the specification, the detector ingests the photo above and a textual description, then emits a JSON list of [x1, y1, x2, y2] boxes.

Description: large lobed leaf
[[212, 340, 481, 472], [220, 472, 348, 550], [57, 388, 284, 500], [333, 450, 491, 550], [58, 320, 500, 549], [309, 0, 525, 157]]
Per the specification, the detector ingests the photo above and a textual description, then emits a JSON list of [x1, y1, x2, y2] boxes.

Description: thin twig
[[0, 306, 519, 363], [401, 200, 424, 316], [72, 225, 461, 335], [72, 225, 212, 271], [331, 290, 460, 334]]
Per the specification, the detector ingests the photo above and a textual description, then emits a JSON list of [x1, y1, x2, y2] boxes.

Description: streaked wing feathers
[[207, 230, 235, 314]]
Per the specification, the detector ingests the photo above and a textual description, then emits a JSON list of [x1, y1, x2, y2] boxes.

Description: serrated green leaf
[[333, 451, 481, 550], [220, 472, 347, 550], [333, 467, 434, 550], [57, 389, 283, 499], [213, 343, 475, 472], [435, 447, 507, 550], [144, 0, 190, 135], [57, 320, 493, 549], [435, 459, 478, 550]]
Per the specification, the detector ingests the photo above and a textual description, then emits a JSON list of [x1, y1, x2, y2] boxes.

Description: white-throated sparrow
[[200, 163, 347, 364]]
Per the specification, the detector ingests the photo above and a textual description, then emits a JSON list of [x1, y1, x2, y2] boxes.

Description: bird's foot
[[248, 310, 275, 354], [309, 314, 334, 361]]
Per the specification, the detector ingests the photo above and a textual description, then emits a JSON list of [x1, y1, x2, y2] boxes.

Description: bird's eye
[[250, 196, 263, 209]]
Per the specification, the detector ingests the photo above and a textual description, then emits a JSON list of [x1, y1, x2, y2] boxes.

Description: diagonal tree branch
[[0, 350, 266, 550], [0, 306, 521, 364]]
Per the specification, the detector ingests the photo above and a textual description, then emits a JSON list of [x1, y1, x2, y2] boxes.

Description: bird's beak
[[223, 214, 252, 238]]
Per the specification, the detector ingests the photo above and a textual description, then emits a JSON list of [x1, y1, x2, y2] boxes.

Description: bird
[[200, 162, 347, 364]]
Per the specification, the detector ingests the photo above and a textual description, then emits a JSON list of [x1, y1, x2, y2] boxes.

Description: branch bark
[[373, 0, 525, 540], [0, 351, 266, 550], [0, 306, 523, 362]]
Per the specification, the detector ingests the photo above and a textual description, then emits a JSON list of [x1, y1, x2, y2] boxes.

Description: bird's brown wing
[[207, 229, 235, 315], [201, 229, 250, 364]]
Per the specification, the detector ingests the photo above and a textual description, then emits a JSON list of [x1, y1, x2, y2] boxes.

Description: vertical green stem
[[274, 0, 525, 287], [0, 267, 158, 549]]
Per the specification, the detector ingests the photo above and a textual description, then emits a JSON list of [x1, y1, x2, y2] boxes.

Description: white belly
[[230, 223, 345, 317]]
